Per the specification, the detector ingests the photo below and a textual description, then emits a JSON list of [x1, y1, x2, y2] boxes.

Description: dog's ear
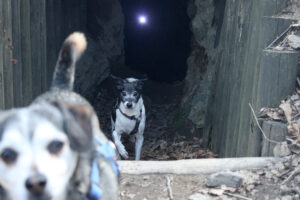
[[111, 75, 124, 90], [136, 77, 147, 90], [51, 101, 93, 152]]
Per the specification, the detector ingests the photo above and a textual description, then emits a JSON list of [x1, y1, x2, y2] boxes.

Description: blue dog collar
[[85, 137, 119, 200]]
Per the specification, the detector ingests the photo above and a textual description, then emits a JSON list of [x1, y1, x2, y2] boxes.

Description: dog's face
[[0, 102, 93, 200], [112, 76, 146, 109]]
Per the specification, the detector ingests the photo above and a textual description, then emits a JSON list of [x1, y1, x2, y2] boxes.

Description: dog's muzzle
[[126, 102, 133, 108], [124, 99, 136, 109], [25, 174, 47, 197]]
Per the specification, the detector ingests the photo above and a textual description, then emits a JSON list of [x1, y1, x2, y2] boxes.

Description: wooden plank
[[258, 50, 298, 108], [0, 0, 5, 109], [12, 0, 23, 107], [225, 0, 251, 157], [211, 0, 293, 157], [46, 0, 56, 88], [235, 0, 286, 157], [3, 0, 14, 109], [261, 121, 287, 156], [30, 0, 42, 99], [55, 0, 63, 47], [118, 157, 282, 175], [20, 0, 32, 106], [40, 0, 47, 91], [210, 0, 231, 154]]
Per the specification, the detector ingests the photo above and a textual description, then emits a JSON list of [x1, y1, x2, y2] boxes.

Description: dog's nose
[[126, 102, 133, 108], [25, 174, 47, 196]]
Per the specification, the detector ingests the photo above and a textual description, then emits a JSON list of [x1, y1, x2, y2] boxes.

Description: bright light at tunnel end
[[138, 15, 147, 25]]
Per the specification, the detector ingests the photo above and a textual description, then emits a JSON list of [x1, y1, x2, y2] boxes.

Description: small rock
[[295, 175, 300, 184], [291, 157, 300, 167], [265, 172, 273, 179], [273, 142, 291, 157], [205, 171, 243, 188], [271, 169, 280, 176], [275, 162, 285, 171], [246, 184, 255, 192], [281, 195, 293, 200], [188, 193, 211, 200], [126, 193, 136, 199], [251, 189, 258, 196], [280, 185, 289, 191], [287, 34, 300, 50], [280, 185, 291, 196], [257, 170, 265, 176]]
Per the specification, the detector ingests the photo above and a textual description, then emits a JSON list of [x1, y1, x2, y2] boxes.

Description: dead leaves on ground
[[142, 136, 218, 160], [259, 91, 300, 153]]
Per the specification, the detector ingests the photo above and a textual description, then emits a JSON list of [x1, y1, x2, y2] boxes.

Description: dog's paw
[[120, 150, 129, 159], [118, 147, 129, 159]]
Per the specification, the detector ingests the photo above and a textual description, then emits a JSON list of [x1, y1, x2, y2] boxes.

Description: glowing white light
[[138, 16, 147, 24]]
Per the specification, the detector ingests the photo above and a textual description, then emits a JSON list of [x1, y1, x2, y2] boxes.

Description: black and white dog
[[0, 32, 119, 200], [111, 76, 146, 160]]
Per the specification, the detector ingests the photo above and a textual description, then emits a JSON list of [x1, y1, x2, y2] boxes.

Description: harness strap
[[118, 108, 142, 135], [85, 137, 119, 200]]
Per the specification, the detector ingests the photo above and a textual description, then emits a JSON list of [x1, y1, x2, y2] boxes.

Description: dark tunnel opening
[[120, 0, 191, 82], [65, 0, 219, 160]]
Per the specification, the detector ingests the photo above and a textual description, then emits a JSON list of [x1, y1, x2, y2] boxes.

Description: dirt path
[[119, 169, 295, 200], [90, 78, 217, 160], [120, 174, 206, 200]]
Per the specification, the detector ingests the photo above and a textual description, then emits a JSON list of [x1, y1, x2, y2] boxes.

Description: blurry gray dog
[[0, 33, 119, 200], [111, 76, 146, 160]]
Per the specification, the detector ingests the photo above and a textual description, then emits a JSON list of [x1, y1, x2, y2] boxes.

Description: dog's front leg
[[135, 133, 144, 160], [112, 130, 128, 159]]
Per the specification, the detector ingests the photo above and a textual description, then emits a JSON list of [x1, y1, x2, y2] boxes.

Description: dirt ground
[[89, 78, 300, 200], [120, 174, 206, 200], [90, 77, 217, 161], [119, 165, 300, 200]]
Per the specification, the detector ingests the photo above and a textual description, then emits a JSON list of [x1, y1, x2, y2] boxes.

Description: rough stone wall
[[47, 0, 125, 98], [75, 0, 125, 97], [173, 0, 225, 142]]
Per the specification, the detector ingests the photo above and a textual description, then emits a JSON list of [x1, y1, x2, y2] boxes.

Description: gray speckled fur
[[32, 34, 119, 200], [0, 32, 119, 200]]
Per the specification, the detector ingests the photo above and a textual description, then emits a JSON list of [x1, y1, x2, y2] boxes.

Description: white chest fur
[[112, 96, 146, 160], [113, 97, 145, 135]]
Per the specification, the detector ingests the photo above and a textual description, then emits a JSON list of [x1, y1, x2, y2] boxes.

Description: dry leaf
[[221, 185, 237, 193], [198, 188, 209, 195], [280, 102, 293, 123], [266, 112, 282, 120], [208, 188, 224, 196]]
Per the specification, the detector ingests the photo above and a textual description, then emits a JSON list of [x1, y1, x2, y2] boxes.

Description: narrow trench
[[79, 0, 219, 160]]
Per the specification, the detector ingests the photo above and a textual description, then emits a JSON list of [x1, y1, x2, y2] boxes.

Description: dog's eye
[[121, 91, 126, 96], [48, 140, 64, 155], [133, 92, 138, 97], [1, 148, 18, 164]]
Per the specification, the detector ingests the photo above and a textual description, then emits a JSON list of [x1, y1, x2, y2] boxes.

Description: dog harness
[[85, 136, 119, 200], [113, 99, 143, 135], [118, 108, 142, 135]]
